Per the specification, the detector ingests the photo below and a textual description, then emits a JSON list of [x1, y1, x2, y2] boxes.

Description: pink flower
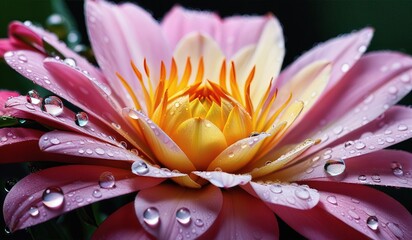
[[1, 0, 412, 239]]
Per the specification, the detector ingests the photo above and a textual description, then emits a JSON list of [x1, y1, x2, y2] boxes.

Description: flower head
[[1, 0, 412, 239]]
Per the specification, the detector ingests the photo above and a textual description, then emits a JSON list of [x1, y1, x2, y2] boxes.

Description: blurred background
[[0, 0, 411, 239]]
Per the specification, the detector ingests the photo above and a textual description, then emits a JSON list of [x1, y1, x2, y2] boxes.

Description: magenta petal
[[0, 128, 45, 163], [202, 189, 279, 240], [193, 171, 251, 188], [308, 181, 412, 239], [276, 28, 373, 90], [92, 202, 153, 240], [3, 165, 163, 231], [270, 204, 367, 240], [134, 184, 222, 239], [5, 96, 121, 147], [241, 182, 320, 209], [0, 90, 19, 114]]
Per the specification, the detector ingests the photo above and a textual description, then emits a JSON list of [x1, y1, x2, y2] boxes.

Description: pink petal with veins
[[241, 182, 320, 209], [201, 189, 279, 240], [134, 184, 222, 239], [4, 165, 163, 231], [92, 202, 154, 240]]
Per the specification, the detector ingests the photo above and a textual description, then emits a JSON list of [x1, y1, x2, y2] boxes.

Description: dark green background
[[0, 0, 411, 239]]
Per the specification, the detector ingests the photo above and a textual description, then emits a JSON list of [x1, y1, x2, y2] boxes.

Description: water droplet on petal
[[294, 187, 310, 200], [391, 162, 404, 177], [43, 96, 64, 116], [358, 175, 367, 182], [397, 124, 408, 131], [176, 207, 191, 225], [143, 207, 160, 226], [324, 159, 346, 176], [341, 63, 350, 72], [194, 218, 204, 227], [270, 184, 282, 194], [92, 189, 102, 198], [326, 195, 337, 205], [333, 126, 343, 135], [63, 57, 76, 67], [385, 137, 395, 143], [28, 206, 39, 217], [26, 90, 42, 105], [42, 187, 64, 209], [18, 54, 28, 63], [387, 86, 398, 95], [75, 112, 88, 127], [98, 172, 115, 189], [366, 216, 379, 230], [371, 174, 381, 183], [95, 148, 105, 155], [354, 142, 366, 150], [344, 141, 354, 148], [348, 210, 360, 220], [387, 222, 403, 238], [50, 138, 60, 145], [131, 161, 149, 175], [228, 152, 235, 158]]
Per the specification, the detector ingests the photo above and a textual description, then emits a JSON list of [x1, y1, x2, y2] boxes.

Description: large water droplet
[[391, 162, 404, 177], [294, 187, 310, 200], [75, 112, 88, 127], [270, 184, 282, 194], [42, 187, 64, 209], [143, 207, 160, 226], [28, 206, 39, 217], [98, 172, 115, 189], [63, 58, 77, 67], [132, 161, 150, 175], [43, 96, 64, 116], [387, 222, 403, 238], [50, 138, 60, 145], [176, 207, 191, 225], [366, 216, 379, 230], [397, 124, 408, 131], [326, 195, 337, 205], [26, 90, 42, 105], [354, 142, 366, 150], [324, 159, 346, 176]]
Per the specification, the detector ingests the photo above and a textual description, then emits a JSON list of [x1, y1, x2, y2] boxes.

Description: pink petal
[[201, 189, 279, 240], [86, 0, 171, 109], [4, 50, 132, 138], [0, 128, 45, 163], [220, 15, 273, 57], [134, 184, 222, 239], [270, 204, 367, 240], [4, 165, 163, 231], [7, 21, 108, 87], [309, 181, 412, 239], [5, 96, 122, 147], [275, 28, 373, 90], [241, 182, 320, 209], [193, 171, 251, 188], [284, 52, 412, 155], [0, 90, 19, 114], [92, 202, 153, 240], [161, 6, 221, 52], [0, 39, 29, 56]]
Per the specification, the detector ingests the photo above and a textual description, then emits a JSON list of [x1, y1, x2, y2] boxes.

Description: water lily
[[1, 0, 412, 239]]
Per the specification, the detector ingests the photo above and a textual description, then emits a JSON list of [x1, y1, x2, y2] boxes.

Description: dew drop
[[341, 63, 350, 72], [344, 141, 354, 148], [43, 96, 64, 116], [131, 161, 149, 175], [391, 162, 404, 177], [174, 102, 181, 108], [228, 152, 235, 158], [324, 159, 346, 176], [63, 57, 77, 67], [92, 189, 102, 198], [98, 172, 115, 189], [95, 148, 105, 155], [176, 207, 191, 225], [333, 126, 343, 135], [358, 175, 367, 182], [358, 45, 367, 53], [18, 54, 28, 63], [387, 86, 398, 95], [111, 122, 121, 129], [371, 174, 381, 183], [400, 74, 410, 83], [42, 187, 64, 209], [387, 222, 403, 238], [269, 184, 282, 194], [348, 210, 360, 220], [50, 138, 60, 145], [75, 112, 88, 127], [354, 142, 366, 150], [143, 207, 160, 226], [28, 206, 39, 217], [366, 216, 379, 230], [294, 187, 310, 200], [26, 90, 42, 105], [397, 124, 408, 131], [385, 137, 395, 143], [326, 195, 337, 205]]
